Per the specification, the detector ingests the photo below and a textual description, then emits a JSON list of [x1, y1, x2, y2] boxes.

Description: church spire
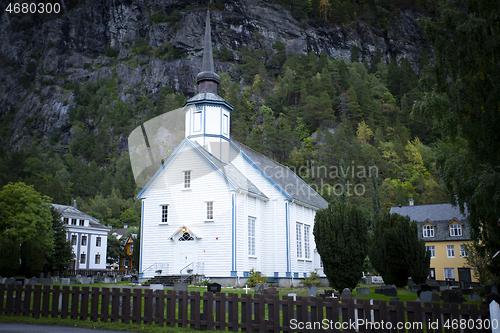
[[196, 9, 220, 94]]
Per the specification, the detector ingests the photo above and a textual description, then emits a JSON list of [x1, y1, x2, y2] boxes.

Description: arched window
[[179, 232, 194, 241]]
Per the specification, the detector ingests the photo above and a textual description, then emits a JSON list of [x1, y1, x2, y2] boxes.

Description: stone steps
[[142, 275, 192, 286]]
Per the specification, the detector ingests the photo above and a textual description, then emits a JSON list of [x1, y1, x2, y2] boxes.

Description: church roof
[[389, 203, 468, 222], [51, 204, 110, 229], [191, 141, 268, 200], [186, 92, 227, 103], [231, 141, 329, 210]]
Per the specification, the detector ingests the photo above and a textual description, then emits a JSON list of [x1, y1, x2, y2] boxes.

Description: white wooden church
[[137, 11, 328, 284]]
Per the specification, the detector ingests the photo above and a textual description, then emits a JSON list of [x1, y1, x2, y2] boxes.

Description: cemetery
[[1, 276, 498, 332]]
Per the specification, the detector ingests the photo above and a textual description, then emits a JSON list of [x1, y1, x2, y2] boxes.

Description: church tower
[[184, 10, 233, 163]]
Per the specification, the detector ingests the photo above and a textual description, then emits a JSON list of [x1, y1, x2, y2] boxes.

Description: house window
[[449, 224, 462, 236], [161, 205, 168, 223], [426, 245, 436, 258], [80, 254, 86, 264], [184, 171, 191, 188], [123, 258, 129, 267], [296, 222, 303, 258], [193, 110, 202, 132], [95, 254, 100, 264], [460, 245, 468, 257], [71, 235, 77, 245], [79, 219, 85, 226], [447, 245, 455, 258], [96, 237, 101, 247], [71, 218, 77, 225], [429, 268, 435, 280], [206, 201, 213, 220], [422, 225, 434, 237], [179, 232, 194, 241], [248, 217, 256, 256], [81, 236, 87, 246], [130, 243, 134, 253], [304, 224, 310, 259], [444, 268, 455, 280], [64, 218, 69, 224]]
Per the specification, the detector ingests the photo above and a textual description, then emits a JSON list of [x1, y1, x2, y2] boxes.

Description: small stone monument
[[207, 283, 221, 293], [340, 288, 352, 300], [383, 285, 397, 297], [174, 282, 188, 293], [356, 287, 370, 295], [469, 292, 481, 302], [308, 285, 319, 297], [431, 290, 441, 302], [441, 289, 465, 303], [263, 287, 279, 296], [420, 291, 432, 302], [150, 284, 163, 291], [254, 283, 263, 294]]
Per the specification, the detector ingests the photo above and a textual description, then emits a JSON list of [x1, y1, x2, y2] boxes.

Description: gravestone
[[439, 285, 448, 291], [432, 290, 441, 302], [415, 297, 422, 302], [374, 288, 383, 295], [383, 285, 397, 297], [409, 285, 421, 293], [207, 283, 221, 293], [150, 284, 163, 291], [254, 283, 263, 294], [364, 274, 372, 285], [60, 278, 70, 285], [40, 278, 53, 285], [5, 278, 16, 285], [340, 288, 352, 300], [308, 286, 318, 297], [28, 278, 38, 285], [469, 292, 481, 301], [263, 287, 279, 296], [441, 289, 465, 303], [174, 282, 188, 293], [356, 287, 370, 295], [39, 273, 44, 279], [420, 291, 432, 302], [80, 277, 91, 284]]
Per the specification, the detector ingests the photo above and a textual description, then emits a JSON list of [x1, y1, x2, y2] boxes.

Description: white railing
[[142, 263, 170, 276]]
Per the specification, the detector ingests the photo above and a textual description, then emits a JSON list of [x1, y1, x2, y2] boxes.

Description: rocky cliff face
[[0, 0, 425, 151]]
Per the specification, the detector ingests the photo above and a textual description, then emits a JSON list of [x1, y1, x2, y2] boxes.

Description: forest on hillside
[[0, 29, 447, 229]]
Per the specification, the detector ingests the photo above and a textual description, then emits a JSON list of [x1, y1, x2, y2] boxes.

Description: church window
[[71, 235, 77, 245], [179, 232, 194, 241], [79, 219, 85, 226], [304, 224, 310, 259], [96, 237, 101, 247], [296, 222, 303, 258], [72, 218, 77, 225], [194, 110, 202, 132], [95, 254, 100, 264], [161, 205, 168, 223], [64, 218, 69, 224], [206, 201, 213, 220], [80, 253, 86, 264], [184, 171, 191, 188], [81, 236, 87, 246], [223, 114, 228, 135], [248, 217, 256, 256]]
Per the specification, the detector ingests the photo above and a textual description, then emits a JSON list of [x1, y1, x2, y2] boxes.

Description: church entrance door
[[174, 231, 198, 274]]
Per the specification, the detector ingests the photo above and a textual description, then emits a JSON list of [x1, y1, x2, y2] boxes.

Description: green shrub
[[302, 269, 321, 287], [246, 268, 267, 287], [150, 13, 168, 24], [105, 45, 119, 58]]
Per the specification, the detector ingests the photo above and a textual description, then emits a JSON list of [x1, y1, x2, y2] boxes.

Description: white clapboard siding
[[141, 143, 233, 277]]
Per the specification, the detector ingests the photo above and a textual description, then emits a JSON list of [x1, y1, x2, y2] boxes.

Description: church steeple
[[196, 10, 220, 95]]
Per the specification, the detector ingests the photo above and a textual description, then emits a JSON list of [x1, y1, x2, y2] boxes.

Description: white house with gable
[[136, 10, 328, 285], [52, 202, 110, 271]]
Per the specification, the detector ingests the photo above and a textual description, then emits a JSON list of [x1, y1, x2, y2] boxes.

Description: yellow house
[[119, 234, 136, 272], [390, 201, 477, 282]]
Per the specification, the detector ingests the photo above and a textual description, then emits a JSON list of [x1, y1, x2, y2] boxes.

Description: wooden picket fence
[[0, 284, 493, 332]]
